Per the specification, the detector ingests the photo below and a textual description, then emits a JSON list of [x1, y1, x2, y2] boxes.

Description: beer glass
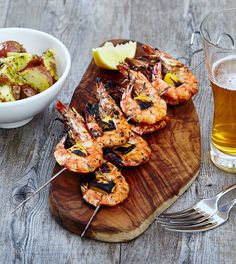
[[200, 8, 236, 172]]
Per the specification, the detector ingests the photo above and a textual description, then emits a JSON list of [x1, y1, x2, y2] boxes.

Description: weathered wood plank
[[121, 1, 236, 264], [0, 0, 10, 27], [0, 0, 130, 263], [185, 1, 236, 264]]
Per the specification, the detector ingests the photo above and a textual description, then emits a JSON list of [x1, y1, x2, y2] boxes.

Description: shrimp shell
[[118, 65, 167, 124], [143, 44, 198, 105], [54, 136, 103, 173], [80, 162, 129, 206], [104, 132, 151, 167], [90, 81, 132, 148], [54, 101, 103, 173], [131, 117, 168, 135]]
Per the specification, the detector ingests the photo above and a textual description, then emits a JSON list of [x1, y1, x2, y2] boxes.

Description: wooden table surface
[[1, 0, 236, 263]]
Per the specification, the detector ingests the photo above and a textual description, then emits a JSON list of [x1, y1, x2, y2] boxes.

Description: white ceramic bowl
[[0, 28, 71, 128]]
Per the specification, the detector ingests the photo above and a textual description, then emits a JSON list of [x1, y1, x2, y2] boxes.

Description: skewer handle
[[10, 167, 67, 215], [191, 60, 204, 72], [81, 205, 101, 238]]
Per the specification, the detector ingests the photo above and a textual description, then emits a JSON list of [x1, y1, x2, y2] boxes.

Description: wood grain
[[1, 0, 236, 263], [48, 40, 201, 242]]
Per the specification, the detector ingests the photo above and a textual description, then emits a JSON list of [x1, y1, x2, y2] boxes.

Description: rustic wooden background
[[1, 0, 236, 263]]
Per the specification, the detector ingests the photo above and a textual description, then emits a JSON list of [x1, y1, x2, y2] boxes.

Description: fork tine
[[159, 209, 218, 223], [159, 207, 195, 217], [157, 213, 201, 223], [157, 214, 207, 224], [160, 218, 213, 228], [158, 208, 202, 220], [164, 222, 219, 233], [160, 214, 211, 225]]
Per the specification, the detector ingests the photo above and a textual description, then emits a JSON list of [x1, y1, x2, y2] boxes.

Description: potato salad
[[0, 41, 58, 102]]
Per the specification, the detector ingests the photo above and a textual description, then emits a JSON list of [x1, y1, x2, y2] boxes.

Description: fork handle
[[227, 198, 236, 211], [220, 198, 236, 213], [216, 183, 236, 202]]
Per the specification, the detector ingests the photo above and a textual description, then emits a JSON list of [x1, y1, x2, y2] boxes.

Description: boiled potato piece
[[20, 85, 37, 99], [0, 41, 26, 58], [0, 84, 15, 102], [0, 53, 37, 72], [0, 64, 21, 84], [20, 65, 53, 92], [42, 49, 58, 81]]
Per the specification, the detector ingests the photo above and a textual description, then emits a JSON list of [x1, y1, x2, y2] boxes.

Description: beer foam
[[212, 55, 236, 90]]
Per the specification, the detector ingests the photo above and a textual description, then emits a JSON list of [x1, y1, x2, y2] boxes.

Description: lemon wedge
[[92, 41, 137, 70]]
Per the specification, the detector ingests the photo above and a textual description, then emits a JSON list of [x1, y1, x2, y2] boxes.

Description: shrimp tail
[[160, 56, 183, 68], [122, 83, 133, 99], [117, 64, 130, 79], [85, 102, 103, 138], [142, 44, 161, 57], [96, 80, 111, 104], [56, 100, 67, 115], [152, 62, 162, 80], [85, 102, 100, 119], [125, 58, 149, 69], [56, 100, 83, 126], [96, 80, 106, 96], [103, 80, 124, 103], [96, 76, 103, 83]]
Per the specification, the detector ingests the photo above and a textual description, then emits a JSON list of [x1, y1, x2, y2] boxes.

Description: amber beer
[[210, 56, 236, 155]]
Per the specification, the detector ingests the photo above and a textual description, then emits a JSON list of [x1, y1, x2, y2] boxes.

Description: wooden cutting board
[[49, 40, 201, 242]]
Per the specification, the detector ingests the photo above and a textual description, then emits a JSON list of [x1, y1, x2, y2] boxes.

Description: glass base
[[210, 143, 236, 173]]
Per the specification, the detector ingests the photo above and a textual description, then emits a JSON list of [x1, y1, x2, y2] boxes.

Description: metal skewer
[[10, 167, 67, 214], [191, 59, 205, 72], [81, 204, 101, 238]]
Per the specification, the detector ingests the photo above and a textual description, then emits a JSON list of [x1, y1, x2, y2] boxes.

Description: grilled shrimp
[[126, 57, 163, 84], [131, 117, 168, 135], [143, 44, 198, 105], [85, 81, 132, 148], [80, 162, 129, 207], [54, 101, 103, 173], [104, 132, 151, 167], [125, 57, 152, 79], [84, 102, 103, 139], [118, 65, 167, 124]]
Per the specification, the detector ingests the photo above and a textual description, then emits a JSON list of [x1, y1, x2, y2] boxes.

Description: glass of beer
[[200, 8, 236, 172]]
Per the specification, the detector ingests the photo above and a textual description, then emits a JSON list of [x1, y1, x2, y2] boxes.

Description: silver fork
[[157, 183, 236, 225], [158, 198, 236, 232]]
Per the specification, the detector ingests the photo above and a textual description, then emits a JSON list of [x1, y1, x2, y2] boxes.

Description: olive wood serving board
[[49, 40, 201, 242]]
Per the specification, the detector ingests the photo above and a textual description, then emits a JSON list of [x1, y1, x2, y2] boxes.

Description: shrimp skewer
[[80, 162, 129, 207], [125, 57, 163, 86], [54, 101, 104, 173], [142, 44, 198, 105], [118, 65, 167, 125], [85, 81, 132, 148], [80, 161, 129, 237], [10, 101, 105, 214], [121, 82, 167, 124], [84, 102, 103, 139], [104, 132, 151, 167]]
